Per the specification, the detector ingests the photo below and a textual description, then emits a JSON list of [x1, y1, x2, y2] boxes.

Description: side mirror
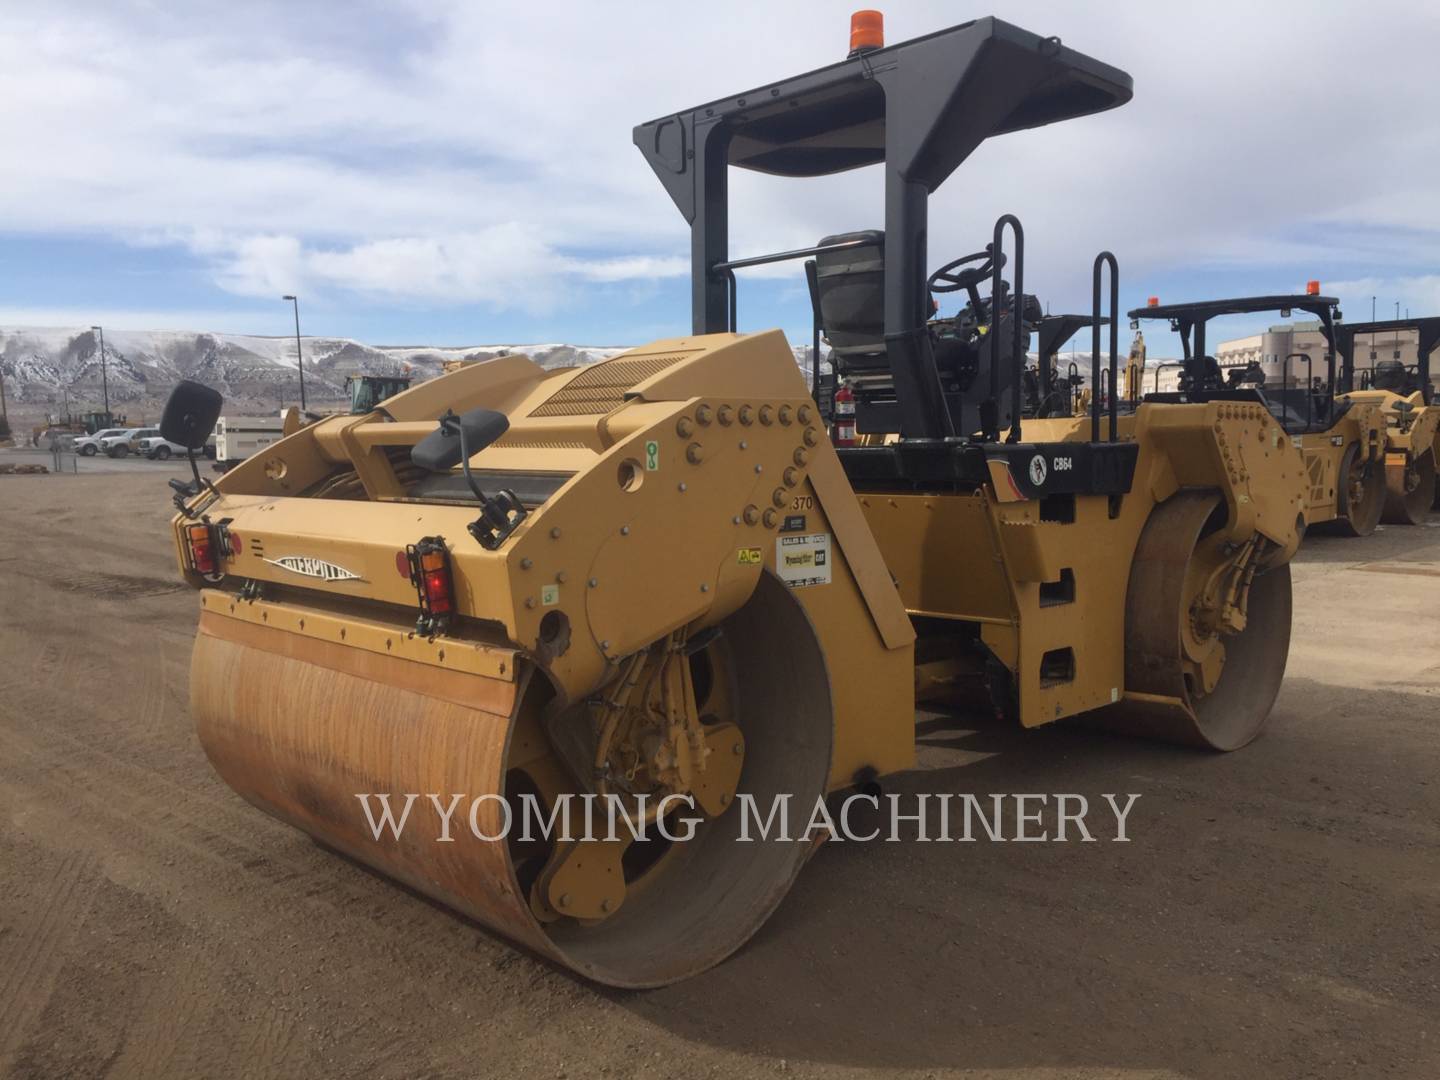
[[411, 408, 525, 550], [160, 380, 223, 450], [411, 408, 509, 471]]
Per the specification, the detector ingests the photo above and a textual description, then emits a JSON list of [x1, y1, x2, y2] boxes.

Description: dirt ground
[[1, 461, 1437, 1080]]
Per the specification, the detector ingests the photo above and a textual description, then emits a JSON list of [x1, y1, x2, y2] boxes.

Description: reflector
[[405, 536, 456, 634], [186, 523, 217, 575]]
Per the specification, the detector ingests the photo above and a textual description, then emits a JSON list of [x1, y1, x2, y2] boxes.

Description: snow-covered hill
[[0, 322, 1152, 433], [0, 326, 645, 422], [0, 326, 821, 427]]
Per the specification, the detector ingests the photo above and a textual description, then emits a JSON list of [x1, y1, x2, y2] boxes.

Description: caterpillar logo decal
[[1028, 454, 1048, 486], [265, 555, 363, 582]]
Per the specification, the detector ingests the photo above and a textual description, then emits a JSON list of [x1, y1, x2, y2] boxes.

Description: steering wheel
[[927, 247, 1005, 294]]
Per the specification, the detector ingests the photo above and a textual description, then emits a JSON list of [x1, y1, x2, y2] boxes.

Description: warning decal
[[737, 547, 763, 565], [776, 533, 832, 588]]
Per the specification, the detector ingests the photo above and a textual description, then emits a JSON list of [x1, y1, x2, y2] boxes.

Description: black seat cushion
[[815, 231, 886, 373]]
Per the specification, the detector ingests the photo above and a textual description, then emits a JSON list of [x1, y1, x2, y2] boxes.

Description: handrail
[[1091, 251, 1119, 442], [715, 238, 875, 334], [712, 238, 872, 275], [804, 259, 824, 417], [989, 214, 1024, 443], [1152, 361, 1183, 396], [1282, 352, 1314, 431]]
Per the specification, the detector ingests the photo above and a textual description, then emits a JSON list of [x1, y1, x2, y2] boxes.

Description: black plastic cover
[[159, 380, 223, 451], [814, 230, 886, 362]]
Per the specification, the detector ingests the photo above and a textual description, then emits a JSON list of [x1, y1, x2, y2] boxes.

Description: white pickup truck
[[131, 431, 191, 460], [72, 427, 131, 456]]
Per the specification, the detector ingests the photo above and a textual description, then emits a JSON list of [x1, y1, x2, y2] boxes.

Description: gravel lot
[[1, 468, 1437, 1079]]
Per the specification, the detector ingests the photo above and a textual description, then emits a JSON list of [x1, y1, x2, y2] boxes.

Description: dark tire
[[1335, 442, 1384, 537], [80, 444, 97, 457], [155, 446, 172, 461], [1382, 451, 1434, 525], [1093, 491, 1293, 751]]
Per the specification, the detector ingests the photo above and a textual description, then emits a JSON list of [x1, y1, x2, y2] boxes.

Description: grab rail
[[989, 214, 1024, 443], [1091, 252, 1119, 442], [714, 238, 873, 334]]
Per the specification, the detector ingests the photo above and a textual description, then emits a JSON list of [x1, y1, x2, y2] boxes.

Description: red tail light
[[406, 536, 455, 632], [186, 522, 219, 576], [423, 567, 452, 614]]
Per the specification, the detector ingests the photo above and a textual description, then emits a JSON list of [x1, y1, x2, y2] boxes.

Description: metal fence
[[49, 442, 78, 474]]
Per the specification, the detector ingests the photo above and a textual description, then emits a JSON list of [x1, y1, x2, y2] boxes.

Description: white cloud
[[2, 0, 1439, 326], [1323, 276, 1440, 322], [181, 226, 689, 310]]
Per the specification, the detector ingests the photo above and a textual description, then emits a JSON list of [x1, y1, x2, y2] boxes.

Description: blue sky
[[2, 1, 1438, 358]]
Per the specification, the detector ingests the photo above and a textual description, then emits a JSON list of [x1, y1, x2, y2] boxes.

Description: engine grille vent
[[529, 352, 694, 417], [494, 436, 588, 450]]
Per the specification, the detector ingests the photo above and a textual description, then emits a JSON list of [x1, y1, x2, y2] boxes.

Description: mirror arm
[[441, 413, 528, 550], [449, 415, 489, 504], [169, 445, 219, 517]]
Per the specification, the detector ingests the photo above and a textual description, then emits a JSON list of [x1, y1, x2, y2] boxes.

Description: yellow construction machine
[[1125, 331, 1146, 405], [158, 14, 1310, 986], [1333, 316, 1439, 523], [1130, 292, 1389, 536]]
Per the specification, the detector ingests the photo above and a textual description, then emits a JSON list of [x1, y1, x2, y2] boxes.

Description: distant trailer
[[213, 415, 286, 472]]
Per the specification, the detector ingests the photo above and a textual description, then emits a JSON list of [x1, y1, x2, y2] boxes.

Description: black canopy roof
[[632, 15, 1133, 440], [1037, 314, 1107, 359], [636, 17, 1132, 219], [1128, 295, 1338, 322]]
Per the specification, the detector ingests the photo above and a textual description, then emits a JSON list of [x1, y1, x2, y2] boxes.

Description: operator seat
[[1181, 355, 1225, 393], [813, 230, 887, 377], [1372, 360, 1410, 393]]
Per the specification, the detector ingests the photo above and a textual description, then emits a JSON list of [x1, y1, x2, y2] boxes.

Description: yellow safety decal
[[737, 547, 763, 565]]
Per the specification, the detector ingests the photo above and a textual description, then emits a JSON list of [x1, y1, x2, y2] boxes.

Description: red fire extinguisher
[[832, 383, 855, 447]]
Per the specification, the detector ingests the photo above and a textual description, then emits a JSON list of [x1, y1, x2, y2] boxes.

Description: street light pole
[[90, 325, 110, 417], [282, 295, 306, 411]]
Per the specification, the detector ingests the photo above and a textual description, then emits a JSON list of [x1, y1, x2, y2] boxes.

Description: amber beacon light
[[849, 10, 884, 56]]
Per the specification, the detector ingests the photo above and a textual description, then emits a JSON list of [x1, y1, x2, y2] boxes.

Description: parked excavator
[[159, 12, 1311, 987], [1333, 316, 1439, 523], [1129, 290, 1388, 536]]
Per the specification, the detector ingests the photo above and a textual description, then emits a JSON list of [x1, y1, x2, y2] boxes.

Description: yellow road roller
[[1130, 291, 1389, 536], [160, 14, 1310, 986], [1334, 316, 1440, 523]]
